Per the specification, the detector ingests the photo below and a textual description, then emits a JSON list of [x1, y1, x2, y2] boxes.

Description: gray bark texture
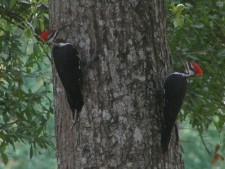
[[49, 0, 184, 169]]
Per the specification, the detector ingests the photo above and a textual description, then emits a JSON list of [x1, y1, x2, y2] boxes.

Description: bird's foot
[[72, 110, 79, 124], [80, 54, 99, 67], [145, 82, 165, 98]]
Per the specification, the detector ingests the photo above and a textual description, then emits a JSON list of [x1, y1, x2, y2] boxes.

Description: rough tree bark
[[49, 0, 184, 169]]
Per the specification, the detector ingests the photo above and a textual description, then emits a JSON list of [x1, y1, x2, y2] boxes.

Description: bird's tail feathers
[[66, 89, 84, 121], [161, 125, 173, 153]]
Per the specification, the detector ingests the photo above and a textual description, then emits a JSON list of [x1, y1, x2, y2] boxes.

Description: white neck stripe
[[49, 31, 59, 43], [173, 72, 192, 77], [57, 43, 72, 47]]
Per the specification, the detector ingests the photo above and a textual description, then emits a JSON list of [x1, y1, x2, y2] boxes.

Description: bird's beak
[[183, 62, 189, 74]]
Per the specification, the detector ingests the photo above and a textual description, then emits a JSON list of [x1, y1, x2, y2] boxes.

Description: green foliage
[[180, 121, 225, 169], [1, 118, 56, 169], [167, 0, 225, 133], [170, 3, 186, 27], [0, 0, 53, 165], [167, 0, 225, 168]]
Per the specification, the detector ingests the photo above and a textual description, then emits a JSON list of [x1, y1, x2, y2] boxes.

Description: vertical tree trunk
[[49, 0, 184, 169]]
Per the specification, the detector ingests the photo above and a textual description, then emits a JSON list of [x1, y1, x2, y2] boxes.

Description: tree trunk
[[49, 0, 184, 169]]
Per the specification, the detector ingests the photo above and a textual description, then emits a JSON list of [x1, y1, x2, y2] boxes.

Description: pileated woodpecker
[[40, 30, 84, 121], [161, 61, 203, 153]]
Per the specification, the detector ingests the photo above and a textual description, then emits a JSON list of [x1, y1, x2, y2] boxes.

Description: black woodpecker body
[[161, 61, 203, 153], [40, 30, 84, 121]]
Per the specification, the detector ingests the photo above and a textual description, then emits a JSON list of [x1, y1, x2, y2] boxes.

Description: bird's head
[[40, 30, 59, 43], [184, 61, 203, 77]]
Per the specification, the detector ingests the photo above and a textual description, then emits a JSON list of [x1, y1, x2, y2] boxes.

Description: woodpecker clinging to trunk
[[40, 30, 84, 121], [161, 61, 203, 153]]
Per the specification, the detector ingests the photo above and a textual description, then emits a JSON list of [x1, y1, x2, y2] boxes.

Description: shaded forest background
[[0, 0, 224, 169]]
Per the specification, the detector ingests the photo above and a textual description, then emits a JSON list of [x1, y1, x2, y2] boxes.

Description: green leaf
[[191, 23, 204, 28], [176, 4, 185, 14], [1, 152, 8, 165], [30, 144, 33, 158], [171, 4, 185, 14], [217, 49, 225, 56], [173, 14, 184, 27], [9, 0, 17, 9]]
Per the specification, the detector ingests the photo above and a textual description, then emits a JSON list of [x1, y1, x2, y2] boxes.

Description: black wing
[[52, 44, 84, 120], [161, 74, 187, 152]]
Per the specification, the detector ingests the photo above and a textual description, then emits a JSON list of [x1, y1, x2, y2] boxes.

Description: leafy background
[[168, 0, 225, 168], [0, 0, 55, 168], [0, 0, 224, 168]]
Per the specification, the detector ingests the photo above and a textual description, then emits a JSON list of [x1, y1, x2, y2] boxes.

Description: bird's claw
[[80, 54, 99, 67], [145, 82, 165, 97]]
